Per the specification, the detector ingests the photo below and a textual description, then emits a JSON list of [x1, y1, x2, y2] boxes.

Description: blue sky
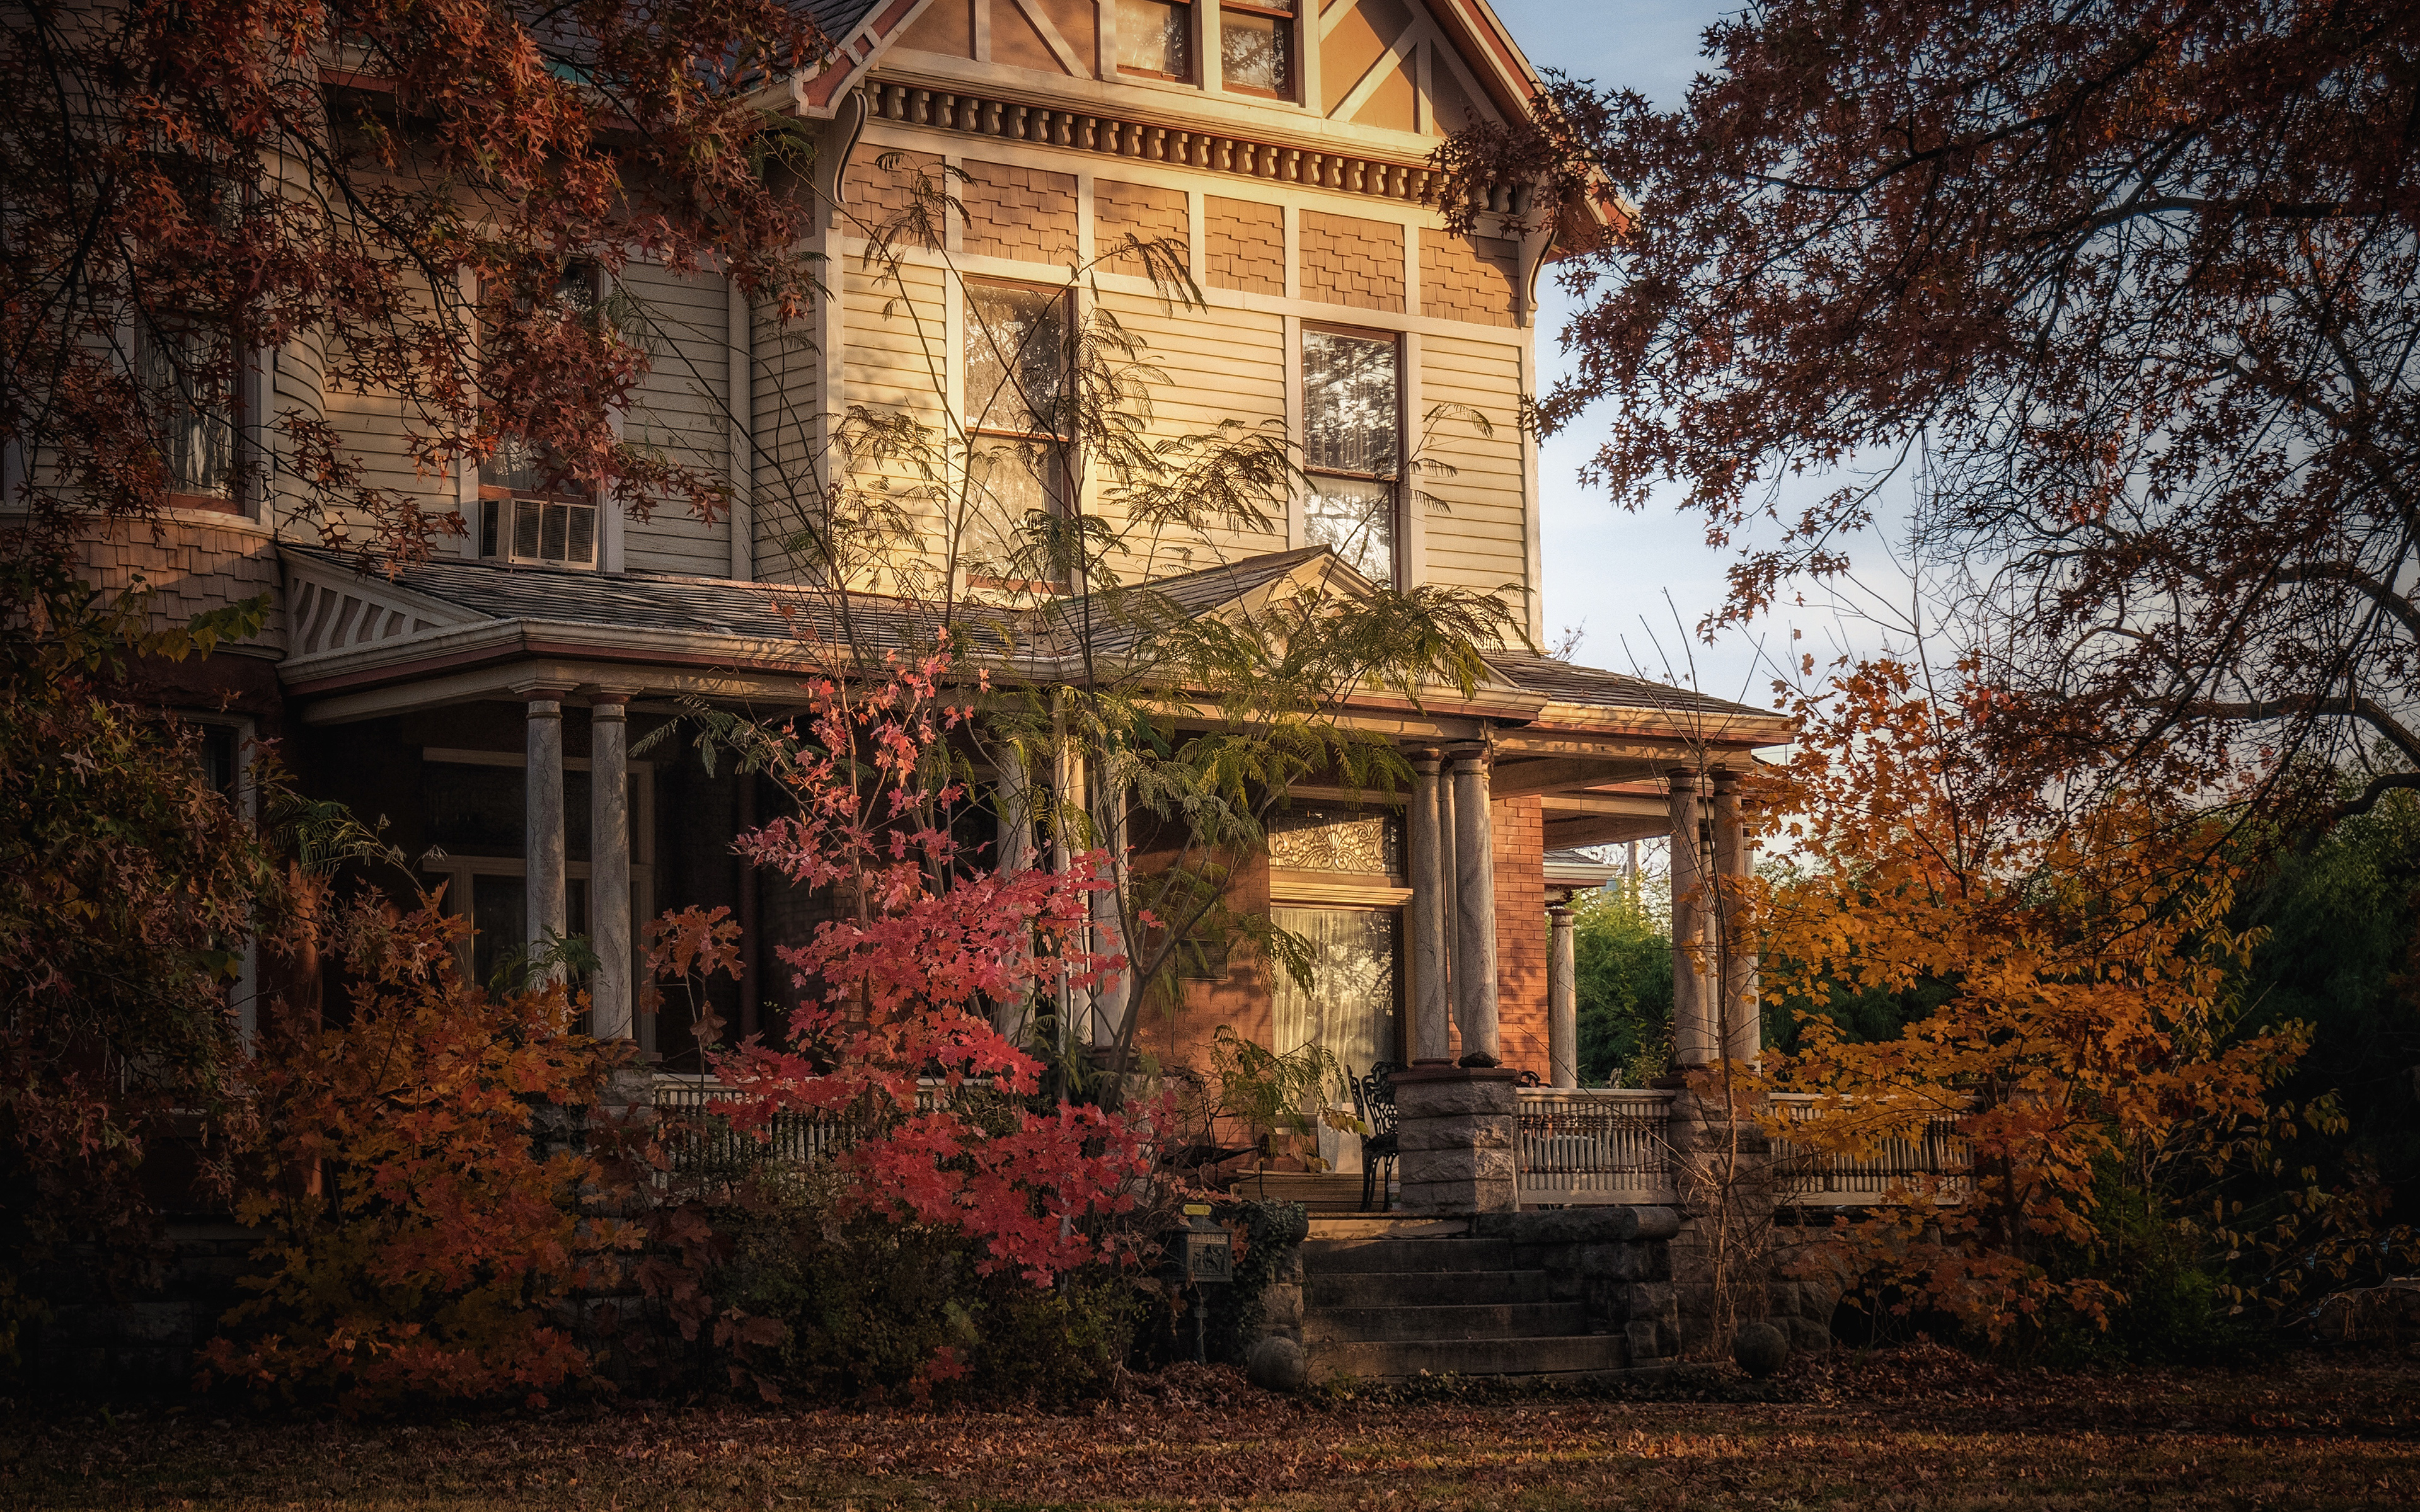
[[1485, 0, 1914, 713]]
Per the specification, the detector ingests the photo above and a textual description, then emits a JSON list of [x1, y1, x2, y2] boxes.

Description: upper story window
[[1117, 0, 1193, 82], [965, 279, 1073, 534], [1219, 2, 1294, 99], [139, 322, 237, 512], [477, 265, 601, 570], [1301, 327, 1402, 587]]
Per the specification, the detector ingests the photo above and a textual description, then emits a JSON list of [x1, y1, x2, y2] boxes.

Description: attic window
[[1118, 0, 1192, 82], [1219, 2, 1293, 99]]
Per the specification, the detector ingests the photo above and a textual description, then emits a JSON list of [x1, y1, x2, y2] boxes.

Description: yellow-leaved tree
[[1750, 660, 2383, 1345]]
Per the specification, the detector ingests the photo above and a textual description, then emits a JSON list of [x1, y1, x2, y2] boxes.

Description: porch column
[[521, 686, 571, 985], [990, 738, 1034, 1043], [1548, 904, 1577, 1087], [589, 694, 633, 1040], [1712, 767, 1758, 1064], [1448, 743, 1498, 1067], [1407, 749, 1452, 1063], [1088, 762, 1130, 1048], [1668, 767, 1714, 1067]]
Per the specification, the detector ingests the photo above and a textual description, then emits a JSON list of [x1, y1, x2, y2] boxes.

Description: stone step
[[1303, 1301, 1591, 1344], [1299, 1237, 1518, 1274], [1311, 1333, 1630, 1381], [1306, 1268, 1558, 1310]]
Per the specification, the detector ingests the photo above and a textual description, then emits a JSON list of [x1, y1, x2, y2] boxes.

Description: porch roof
[[273, 546, 1791, 765]]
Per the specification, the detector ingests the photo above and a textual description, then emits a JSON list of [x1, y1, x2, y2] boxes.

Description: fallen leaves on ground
[[4, 1345, 2414, 1511]]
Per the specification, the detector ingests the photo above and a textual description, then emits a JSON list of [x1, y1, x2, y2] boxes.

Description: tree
[[1568, 882, 1673, 1085], [1438, 0, 2420, 827], [3, 0, 826, 562], [0, 558, 276, 1370], [1756, 660, 2416, 1346]]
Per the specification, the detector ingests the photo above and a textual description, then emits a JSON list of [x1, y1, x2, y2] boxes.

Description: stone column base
[[1392, 1065, 1523, 1214]]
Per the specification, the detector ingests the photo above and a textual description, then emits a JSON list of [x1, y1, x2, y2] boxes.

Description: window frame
[[137, 318, 243, 515], [1216, 0, 1297, 101], [1299, 321, 1407, 588], [962, 277, 1079, 592]]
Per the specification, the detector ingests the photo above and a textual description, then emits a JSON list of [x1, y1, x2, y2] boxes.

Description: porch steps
[[1297, 1235, 1630, 1383]]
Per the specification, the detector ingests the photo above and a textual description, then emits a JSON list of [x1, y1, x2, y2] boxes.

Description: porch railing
[[1513, 1088, 1680, 1205], [1510, 1087, 1972, 1208], [1767, 1092, 1972, 1205], [650, 1076, 962, 1176]]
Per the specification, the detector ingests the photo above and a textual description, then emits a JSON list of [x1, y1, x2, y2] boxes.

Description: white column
[[522, 689, 570, 985], [1408, 750, 1452, 1063], [1712, 767, 1758, 1065], [1449, 744, 1498, 1066], [1088, 760, 1129, 1049], [1548, 904, 1577, 1088], [590, 694, 633, 1039], [991, 738, 1034, 1042], [1669, 767, 1714, 1067]]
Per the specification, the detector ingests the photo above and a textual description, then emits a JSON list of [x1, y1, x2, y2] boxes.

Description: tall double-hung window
[[1302, 328, 1402, 586], [965, 280, 1073, 578], [476, 266, 601, 569]]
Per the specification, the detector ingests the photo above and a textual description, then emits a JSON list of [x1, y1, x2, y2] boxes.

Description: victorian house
[[71, 0, 1787, 1185]]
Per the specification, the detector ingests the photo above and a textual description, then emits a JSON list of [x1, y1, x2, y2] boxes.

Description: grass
[[3, 1344, 2414, 1510]]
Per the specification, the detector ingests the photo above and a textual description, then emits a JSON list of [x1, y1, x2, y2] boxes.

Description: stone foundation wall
[[1470, 1207, 1685, 1364]]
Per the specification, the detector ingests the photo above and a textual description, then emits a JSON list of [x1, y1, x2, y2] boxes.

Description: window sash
[[965, 282, 1072, 443], [1219, 8, 1293, 98], [1303, 328, 1402, 480], [140, 324, 236, 505]]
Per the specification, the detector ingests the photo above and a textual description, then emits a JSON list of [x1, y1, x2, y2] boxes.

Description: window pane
[[1221, 11, 1291, 96], [142, 326, 233, 496], [1118, 0, 1190, 77], [1270, 906, 1400, 1078], [514, 498, 543, 558], [480, 497, 500, 557], [1303, 329, 1399, 477], [1305, 474, 1395, 584], [565, 501, 597, 564], [965, 285, 1069, 438], [541, 501, 569, 561]]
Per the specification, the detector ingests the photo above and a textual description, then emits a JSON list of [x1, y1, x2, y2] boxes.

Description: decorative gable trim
[[280, 548, 483, 658], [793, 0, 946, 118]]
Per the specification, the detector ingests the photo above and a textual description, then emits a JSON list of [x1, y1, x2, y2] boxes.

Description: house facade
[[65, 0, 1787, 1137]]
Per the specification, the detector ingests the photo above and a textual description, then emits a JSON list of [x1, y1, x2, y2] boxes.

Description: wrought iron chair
[[1349, 1062, 1401, 1211]]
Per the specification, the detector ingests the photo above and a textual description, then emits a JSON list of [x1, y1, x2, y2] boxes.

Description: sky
[[1484, 0, 1916, 716]]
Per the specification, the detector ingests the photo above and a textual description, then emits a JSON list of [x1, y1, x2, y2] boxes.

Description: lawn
[[4, 1344, 2413, 1511]]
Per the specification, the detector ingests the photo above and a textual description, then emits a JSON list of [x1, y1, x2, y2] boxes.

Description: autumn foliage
[[1754, 662, 2407, 1343], [200, 897, 640, 1412], [706, 648, 1164, 1286]]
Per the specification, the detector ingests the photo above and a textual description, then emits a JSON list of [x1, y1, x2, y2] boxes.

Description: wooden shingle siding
[[619, 263, 732, 576], [1417, 331, 1528, 624], [961, 159, 1078, 266], [1205, 197, 1285, 295], [843, 147, 943, 235], [1094, 180, 1188, 275], [1300, 211, 1404, 314], [1419, 229, 1518, 329]]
